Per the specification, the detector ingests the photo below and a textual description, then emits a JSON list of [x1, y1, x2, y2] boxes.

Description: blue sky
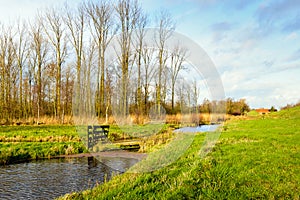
[[0, 0, 299, 109]]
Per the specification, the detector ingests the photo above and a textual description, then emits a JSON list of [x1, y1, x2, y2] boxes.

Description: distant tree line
[[0, 0, 250, 124], [198, 98, 250, 115], [163, 98, 250, 116], [280, 101, 300, 110]]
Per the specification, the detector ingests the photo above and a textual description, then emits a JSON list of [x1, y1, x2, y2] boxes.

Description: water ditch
[[0, 156, 138, 200]]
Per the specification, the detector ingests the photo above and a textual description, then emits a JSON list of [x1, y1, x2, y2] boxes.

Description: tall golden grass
[[105, 113, 228, 126], [1, 115, 74, 126], [165, 113, 228, 125], [3, 113, 229, 126]]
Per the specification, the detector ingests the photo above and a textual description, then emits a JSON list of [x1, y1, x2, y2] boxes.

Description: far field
[[59, 106, 300, 199]]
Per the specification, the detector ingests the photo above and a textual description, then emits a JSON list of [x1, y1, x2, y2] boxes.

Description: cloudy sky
[[0, 0, 299, 109]]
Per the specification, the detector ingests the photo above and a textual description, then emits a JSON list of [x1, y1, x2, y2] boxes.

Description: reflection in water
[[0, 157, 138, 200], [95, 156, 140, 172], [88, 156, 98, 168], [173, 124, 220, 133]]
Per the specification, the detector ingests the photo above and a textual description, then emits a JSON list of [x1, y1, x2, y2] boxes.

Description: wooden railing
[[87, 125, 110, 149]]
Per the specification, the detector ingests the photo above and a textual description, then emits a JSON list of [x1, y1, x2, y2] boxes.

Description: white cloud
[[284, 32, 298, 41], [210, 22, 299, 108], [163, 0, 300, 108], [221, 64, 300, 109]]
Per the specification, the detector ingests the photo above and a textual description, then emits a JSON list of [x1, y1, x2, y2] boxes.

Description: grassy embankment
[[0, 124, 173, 165], [0, 112, 222, 165], [60, 106, 300, 199], [0, 126, 87, 165]]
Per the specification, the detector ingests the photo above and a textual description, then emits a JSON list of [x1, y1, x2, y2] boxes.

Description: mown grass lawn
[[59, 106, 300, 199]]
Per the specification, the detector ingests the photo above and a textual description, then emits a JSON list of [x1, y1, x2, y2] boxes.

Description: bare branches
[[84, 0, 116, 117], [14, 19, 29, 118], [64, 3, 85, 57], [0, 0, 199, 124], [41, 7, 68, 120], [169, 44, 188, 112], [155, 9, 176, 115], [155, 10, 176, 49], [114, 0, 141, 116]]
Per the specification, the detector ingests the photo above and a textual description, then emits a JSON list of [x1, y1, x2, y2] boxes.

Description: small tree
[[270, 106, 277, 112]]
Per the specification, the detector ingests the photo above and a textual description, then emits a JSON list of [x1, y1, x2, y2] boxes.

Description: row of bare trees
[[0, 0, 196, 124]]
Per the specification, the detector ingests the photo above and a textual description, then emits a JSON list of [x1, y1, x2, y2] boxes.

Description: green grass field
[[59, 106, 300, 199], [0, 125, 87, 165], [0, 125, 80, 142], [0, 124, 172, 165]]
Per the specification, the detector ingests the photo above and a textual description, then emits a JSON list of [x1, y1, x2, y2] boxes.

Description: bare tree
[[82, 39, 97, 117], [155, 10, 175, 115], [84, 0, 115, 117], [14, 19, 29, 119], [43, 62, 56, 116], [176, 80, 189, 114], [64, 3, 85, 116], [0, 24, 8, 121], [192, 80, 200, 113], [0, 24, 16, 122], [61, 64, 75, 123], [29, 18, 48, 124], [134, 10, 148, 119], [169, 45, 187, 113], [115, 0, 140, 117], [41, 8, 68, 121], [142, 45, 156, 114]]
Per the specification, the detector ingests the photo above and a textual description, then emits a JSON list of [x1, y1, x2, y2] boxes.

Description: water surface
[[0, 157, 137, 200], [173, 124, 220, 133]]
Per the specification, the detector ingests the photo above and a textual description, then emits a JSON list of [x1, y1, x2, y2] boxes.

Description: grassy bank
[[0, 142, 86, 165], [0, 125, 81, 142], [0, 124, 173, 165], [59, 106, 300, 199], [0, 125, 88, 165]]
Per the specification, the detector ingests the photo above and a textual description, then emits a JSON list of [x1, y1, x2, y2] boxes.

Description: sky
[[0, 0, 299, 109]]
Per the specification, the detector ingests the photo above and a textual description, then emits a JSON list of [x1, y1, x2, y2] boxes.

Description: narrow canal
[[173, 124, 221, 133], [0, 157, 138, 200]]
